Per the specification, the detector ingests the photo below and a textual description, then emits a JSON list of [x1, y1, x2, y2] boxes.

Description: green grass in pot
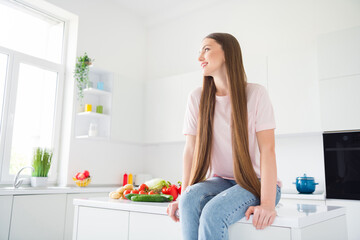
[[32, 148, 53, 177]]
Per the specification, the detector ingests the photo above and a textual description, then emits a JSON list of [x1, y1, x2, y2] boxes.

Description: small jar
[[88, 123, 98, 137], [96, 105, 103, 114], [85, 104, 92, 112]]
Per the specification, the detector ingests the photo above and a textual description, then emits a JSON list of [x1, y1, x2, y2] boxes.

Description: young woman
[[166, 32, 281, 240]]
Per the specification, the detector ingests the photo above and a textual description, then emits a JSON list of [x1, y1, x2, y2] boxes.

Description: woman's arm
[[258, 129, 277, 207], [245, 129, 277, 229], [181, 134, 196, 193], [167, 134, 196, 222]]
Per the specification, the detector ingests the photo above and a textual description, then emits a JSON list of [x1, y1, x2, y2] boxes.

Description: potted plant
[[31, 147, 53, 187], [74, 52, 94, 104]]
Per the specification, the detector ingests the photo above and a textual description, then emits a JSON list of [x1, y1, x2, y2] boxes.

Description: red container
[[123, 173, 128, 185]]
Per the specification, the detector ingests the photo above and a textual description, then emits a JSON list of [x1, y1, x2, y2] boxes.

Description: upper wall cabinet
[[318, 26, 360, 131], [318, 26, 360, 80], [267, 48, 322, 135], [243, 53, 268, 87], [75, 67, 113, 140], [144, 71, 202, 143]]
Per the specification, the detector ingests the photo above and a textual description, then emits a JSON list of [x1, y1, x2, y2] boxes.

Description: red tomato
[[162, 186, 169, 194], [83, 170, 90, 178], [148, 190, 157, 195], [131, 189, 139, 194], [75, 172, 81, 180], [139, 190, 147, 194], [124, 189, 132, 195], [139, 184, 149, 192], [77, 173, 86, 180]]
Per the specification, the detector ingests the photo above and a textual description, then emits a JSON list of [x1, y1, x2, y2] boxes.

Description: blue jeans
[[178, 177, 281, 240]]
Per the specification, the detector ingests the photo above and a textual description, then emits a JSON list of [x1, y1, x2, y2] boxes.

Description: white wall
[[42, 1, 360, 239], [45, 0, 360, 188], [142, 0, 360, 188], [46, 0, 146, 185]]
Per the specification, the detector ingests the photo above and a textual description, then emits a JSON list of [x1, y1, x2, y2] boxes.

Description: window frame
[[0, 2, 67, 184]]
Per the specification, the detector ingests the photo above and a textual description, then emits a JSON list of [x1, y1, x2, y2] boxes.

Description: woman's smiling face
[[198, 38, 226, 77]]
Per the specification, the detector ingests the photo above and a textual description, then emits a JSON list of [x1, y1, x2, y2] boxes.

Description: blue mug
[[97, 81, 104, 90]]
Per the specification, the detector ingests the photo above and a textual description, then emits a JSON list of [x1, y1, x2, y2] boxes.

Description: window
[[0, 1, 64, 63], [0, 1, 66, 183], [9, 64, 58, 175], [0, 53, 7, 137]]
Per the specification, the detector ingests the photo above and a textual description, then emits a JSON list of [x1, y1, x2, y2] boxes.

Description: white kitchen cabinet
[[9, 194, 67, 240], [280, 198, 359, 240], [75, 67, 113, 140], [128, 211, 182, 240], [317, 26, 360, 131], [73, 197, 347, 240], [229, 221, 291, 240], [267, 48, 322, 135], [317, 26, 360, 81], [0, 195, 13, 240], [326, 199, 360, 240], [243, 53, 268, 87], [144, 71, 202, 143], [64, 192, 108, 240], [319, 75, 360, 131], [74, 206, 129, 240]]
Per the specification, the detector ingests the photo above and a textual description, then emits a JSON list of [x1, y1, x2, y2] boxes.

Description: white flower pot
[[31, 177, 48, 187]]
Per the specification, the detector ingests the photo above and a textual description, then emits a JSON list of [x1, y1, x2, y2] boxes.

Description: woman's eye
[[204, 48, 210, 52]]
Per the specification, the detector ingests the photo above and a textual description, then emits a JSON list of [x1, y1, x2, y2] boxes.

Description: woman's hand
[[245, 204, 276, 229], [166, 201, 180, 222]]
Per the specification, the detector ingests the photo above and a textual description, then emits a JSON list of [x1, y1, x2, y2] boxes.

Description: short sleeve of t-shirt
[[182, 87, 201, 135], [255, 86, 276, 132]]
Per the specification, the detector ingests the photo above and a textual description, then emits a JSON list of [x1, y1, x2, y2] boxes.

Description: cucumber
[[124, 193, 138, 200], [130, 194, 173, 202]]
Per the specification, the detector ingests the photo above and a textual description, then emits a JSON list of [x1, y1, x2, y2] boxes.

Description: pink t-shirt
[[183, 83, 279, 184]]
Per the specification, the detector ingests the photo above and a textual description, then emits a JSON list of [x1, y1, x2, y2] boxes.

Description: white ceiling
[[115, 0, 193, 17], [115, 0, 224, 25]]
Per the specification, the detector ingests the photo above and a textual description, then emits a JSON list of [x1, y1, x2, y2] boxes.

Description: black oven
[[323, 130, 360, 200]]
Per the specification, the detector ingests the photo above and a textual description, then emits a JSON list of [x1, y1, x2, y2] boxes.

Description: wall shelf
[[75, 135, 110, 141], [83, 88, 111, 97], [77, 112, 110, 119], [75, 67, 113, 139]]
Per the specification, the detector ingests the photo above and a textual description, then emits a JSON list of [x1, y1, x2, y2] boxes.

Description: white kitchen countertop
[[0, 186, 117, 196], [280, 186, 326, 200], [73, 197, 345, 229], [281, 192, 326, 200]]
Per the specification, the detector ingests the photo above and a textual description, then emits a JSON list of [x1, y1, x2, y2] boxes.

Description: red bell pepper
[[177, 181, 182, 195], [161, 184, 178, 201]]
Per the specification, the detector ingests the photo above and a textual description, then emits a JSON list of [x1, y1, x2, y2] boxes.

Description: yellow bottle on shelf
[[128, 173, 133, 185], [85, 104, 92, 112]]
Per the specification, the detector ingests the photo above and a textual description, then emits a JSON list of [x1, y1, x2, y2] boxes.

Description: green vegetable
[[130, 194, 173, 202], [144, 178, 169, 192], [124, 193, 138, 200]]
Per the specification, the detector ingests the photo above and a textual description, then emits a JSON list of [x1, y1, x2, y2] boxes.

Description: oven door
[[323, 131, 360, 200]]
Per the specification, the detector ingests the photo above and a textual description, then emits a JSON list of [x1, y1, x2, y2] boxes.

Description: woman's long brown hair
[[188, 33, 261, 198]]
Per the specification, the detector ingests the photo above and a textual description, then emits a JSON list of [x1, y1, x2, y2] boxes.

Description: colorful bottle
[[123, 173, 128, 186], [128, 173, 133, 185]]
